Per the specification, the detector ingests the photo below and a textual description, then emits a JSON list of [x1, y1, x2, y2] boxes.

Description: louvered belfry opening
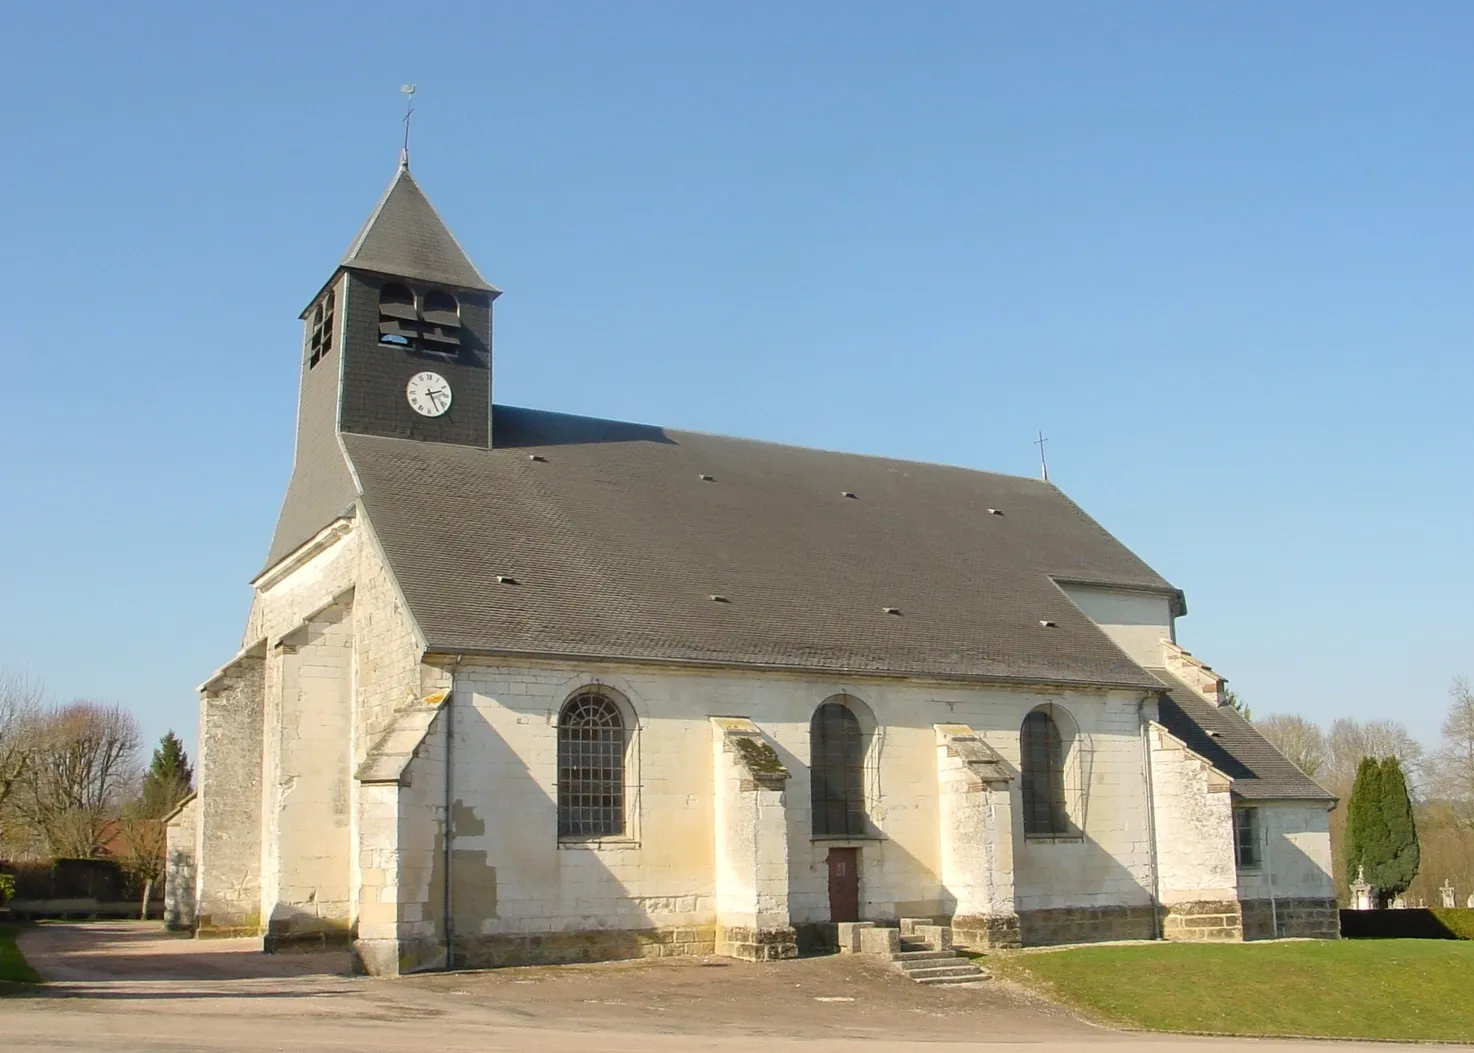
[[420, 290, 461, 352], [377, 282, 418, 347], [1020, 709, 1068, 836], [307, 289, 335, 368], [557, 691, 626, 838], [810, 700, 866, 836], [377, 282, 461, 354]]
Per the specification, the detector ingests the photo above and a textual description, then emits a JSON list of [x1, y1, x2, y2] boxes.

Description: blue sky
[[1, 2, 1470, 758]]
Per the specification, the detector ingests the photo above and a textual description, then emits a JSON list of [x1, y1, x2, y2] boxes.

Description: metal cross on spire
[[400, 84, 417, 169], [1034, 430, 1050, 482]]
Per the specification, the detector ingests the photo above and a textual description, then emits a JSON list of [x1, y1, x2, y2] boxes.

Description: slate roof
[[338, 166, 497, 293], [1150, 668, 1335, 801], [341, 406, 1181, 688]]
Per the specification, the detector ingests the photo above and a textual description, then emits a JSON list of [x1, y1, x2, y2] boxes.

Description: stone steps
[[887, 919, 987, 985]]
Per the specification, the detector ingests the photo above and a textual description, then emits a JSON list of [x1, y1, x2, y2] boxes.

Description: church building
[[167, 158, 1339, 974]]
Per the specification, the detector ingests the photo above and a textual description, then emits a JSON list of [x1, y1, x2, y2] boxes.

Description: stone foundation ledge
[[951, 913, 1021, 950], [1162, 899, 1244, 942], [353, 936, 446, 976], [1018, 904, 1157, 946], [456, 925, 719, 969], [1241, 897, 1340, 940], [717, 925, 799, 961]]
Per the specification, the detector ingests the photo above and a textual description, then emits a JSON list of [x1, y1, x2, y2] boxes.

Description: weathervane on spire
[[400, 84, 417, 169]]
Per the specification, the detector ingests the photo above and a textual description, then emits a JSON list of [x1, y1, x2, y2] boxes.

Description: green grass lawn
[[990, 939, 1474, 1042], [0, 925, 42, 986]]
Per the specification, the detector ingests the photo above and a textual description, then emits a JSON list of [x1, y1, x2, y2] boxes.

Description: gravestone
[[1440, 882, 1456, 909], [1349, 866, 1378, 911]]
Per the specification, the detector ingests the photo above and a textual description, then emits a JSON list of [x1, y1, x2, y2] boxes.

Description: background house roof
[[343, 406, 1178, 688]]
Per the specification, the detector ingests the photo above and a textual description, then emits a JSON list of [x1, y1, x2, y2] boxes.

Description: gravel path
[[0, 923, 1457, 1052]]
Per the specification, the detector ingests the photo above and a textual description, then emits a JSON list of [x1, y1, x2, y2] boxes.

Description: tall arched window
[[811, 698, 866, 836], [557, 690, 626, 838], [1020, 708, 1068, 836]]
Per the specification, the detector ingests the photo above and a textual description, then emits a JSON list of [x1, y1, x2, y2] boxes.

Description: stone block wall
[[1161, 899, 1243, 941], [1149, 721, 1242, 941], [1018, 904, 1157, 945], [1241, 898, 1340, 940], [262, 599, 355, 949], [164, 796, 198, 931], [195, 648, 265, 936]]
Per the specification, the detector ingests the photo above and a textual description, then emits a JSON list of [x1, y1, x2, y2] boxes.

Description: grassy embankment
[[0, 925, 42, 987], [990, 939, 1474, 1043]]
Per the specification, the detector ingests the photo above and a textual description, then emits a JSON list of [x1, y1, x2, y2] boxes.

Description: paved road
[[0, 923, 1460, 1052]]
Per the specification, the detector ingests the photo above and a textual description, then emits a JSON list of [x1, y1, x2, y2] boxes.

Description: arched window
[[810, 698, 866, 836], [378, 283, 418, 347], [306, 289, 335, 367], [1020, 709, 1068, 836], [557, 690, 626, 838]]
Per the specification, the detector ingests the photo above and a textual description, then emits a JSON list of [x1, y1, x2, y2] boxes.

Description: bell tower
[[265, 162, 499, 570]]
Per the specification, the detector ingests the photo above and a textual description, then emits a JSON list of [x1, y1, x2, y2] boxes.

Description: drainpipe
[[1263, 819, 1278, 939], [443, 655, 463, 970], [1138, 695, 1162, 941]]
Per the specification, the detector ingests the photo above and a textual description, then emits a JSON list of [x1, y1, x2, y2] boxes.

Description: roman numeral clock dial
[[406, 371, 452, 417]]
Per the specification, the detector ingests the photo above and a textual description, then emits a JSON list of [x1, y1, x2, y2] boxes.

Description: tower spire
[[399, 84, 417, 169]]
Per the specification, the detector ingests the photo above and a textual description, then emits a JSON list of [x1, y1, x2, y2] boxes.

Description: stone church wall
[[1237, 802, 1338, 939], [164, 796, 198, 931], [432, 659, 1162, 961], [1148, 721, 1243, 941], [194, 648, 265, 936]]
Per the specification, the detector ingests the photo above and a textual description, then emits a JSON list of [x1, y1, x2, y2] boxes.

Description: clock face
[[406, 371, 452, 417]]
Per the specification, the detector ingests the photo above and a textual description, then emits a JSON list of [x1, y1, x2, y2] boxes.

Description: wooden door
[[827, 847, 860, 922]]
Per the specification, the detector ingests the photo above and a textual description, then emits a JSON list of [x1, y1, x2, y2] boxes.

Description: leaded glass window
[[1020, 709, 1068, 836], [810, 700, 866, 836], [557, 691, 625, 838]]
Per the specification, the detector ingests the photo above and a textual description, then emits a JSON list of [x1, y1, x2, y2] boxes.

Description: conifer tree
[[1345, 755, 1420, 906], [141, 730, 193, 813], [1374, 756, 1419, 902], [1344, 757, 1384, 896]]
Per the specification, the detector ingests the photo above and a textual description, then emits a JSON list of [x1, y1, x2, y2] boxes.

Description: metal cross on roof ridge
[[400, 84, 417, 169]]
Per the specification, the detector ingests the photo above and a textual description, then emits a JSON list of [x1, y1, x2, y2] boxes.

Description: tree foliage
[[142, 730, 193, 809], [1346, 756, 1421, 904]]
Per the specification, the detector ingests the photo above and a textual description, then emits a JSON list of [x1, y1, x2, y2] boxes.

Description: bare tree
[[116, 770, 186, 919], [1254, 713, 1327, 778], [0, 669, 44, 848], [16, 702, 141, 858], [1430, 677, 1474, 828], [1324, 717, 1426, 796]]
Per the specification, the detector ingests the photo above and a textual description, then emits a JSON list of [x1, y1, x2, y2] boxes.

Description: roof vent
[[1039, 620, 1058, 628], [710, 594, 730, 603], [496, 575, 518, 585], [1208, 730, 1224, 739], [699, 473, 715, 482], [841, 491, 857, 499], [528, 454, 547, 462], [988, 508, 1004, 516], [882, 607, 902, 616]]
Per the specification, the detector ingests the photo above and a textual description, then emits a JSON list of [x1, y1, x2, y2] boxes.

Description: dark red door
[[827, 847, 860, 922]]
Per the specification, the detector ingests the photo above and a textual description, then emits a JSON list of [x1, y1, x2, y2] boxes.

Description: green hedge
[[1340, 908, 1474, 940], [1431, 909, 1474, 940]]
